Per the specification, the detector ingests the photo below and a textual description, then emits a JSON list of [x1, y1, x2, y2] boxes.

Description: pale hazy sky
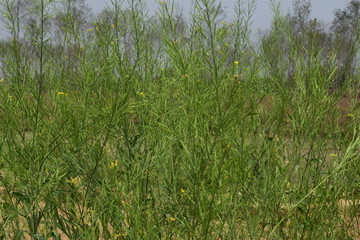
[[85, 0, 347, 31], [0, 0, 349, 38]]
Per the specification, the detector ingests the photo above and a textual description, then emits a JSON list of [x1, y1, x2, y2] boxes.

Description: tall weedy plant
[[0, 0, 358, 238], [0, 1, 66, 239]]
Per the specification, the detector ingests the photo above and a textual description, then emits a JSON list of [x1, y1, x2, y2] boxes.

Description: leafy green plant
[[0, 0, 359, 239]]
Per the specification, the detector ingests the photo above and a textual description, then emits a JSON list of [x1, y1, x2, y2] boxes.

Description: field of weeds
[[0, 0, 359, 239]]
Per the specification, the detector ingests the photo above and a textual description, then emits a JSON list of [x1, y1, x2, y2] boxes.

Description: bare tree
[[290, 0, 311, 37], [259, 0, 334, 90], [0, 0, 34, 86], [52, 0, 92, 44], [331, 0, 360, 86], [51, 0, 93, 78]]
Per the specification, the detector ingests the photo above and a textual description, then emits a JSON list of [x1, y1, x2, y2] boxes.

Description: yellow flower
[[111, 24, 115, 28], [347, 113, 354, 118], [234, 61, 239, 65], [87, 28, 92, 32], [181, 74, 190, 78], [167, 216, 176, 222], [138, 91, 145, 96], [180, 189, 185, 193], [109, 160, 119, 169], [114, 231, 127, 238], [329, 153, 337, 157], [67, 176, 79, 184], [57, 92, 68, 96]]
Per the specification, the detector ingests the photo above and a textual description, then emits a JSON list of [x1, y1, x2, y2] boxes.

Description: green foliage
[[0, 0, 359, 239]]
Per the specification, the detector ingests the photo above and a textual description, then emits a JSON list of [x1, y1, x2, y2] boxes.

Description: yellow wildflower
[[138, 91, 145, 96], [234, 61, 239, 65], [87, 28, 92, 32], [109, 160, 119, 169], [167, 216, 176, 222], [111, 24, 115, 28], [180, 189, 185, 193], [57, 92, 68, 96], [67, 176, 79, 184], [347, 113, 354, 118], [329, 153, 337, 157], [181, 74, 190, 78], [114, 231, 127, 238]]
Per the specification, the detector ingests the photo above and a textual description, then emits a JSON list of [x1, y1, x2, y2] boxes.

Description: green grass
[[0, 0, 359, 239]]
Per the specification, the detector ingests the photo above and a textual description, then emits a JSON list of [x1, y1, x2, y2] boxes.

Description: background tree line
[[260, 0, 360, 91], [0, 0, 359, 91]]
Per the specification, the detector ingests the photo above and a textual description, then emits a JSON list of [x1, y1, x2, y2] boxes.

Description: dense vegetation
[[0, 0, 359, 239]]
